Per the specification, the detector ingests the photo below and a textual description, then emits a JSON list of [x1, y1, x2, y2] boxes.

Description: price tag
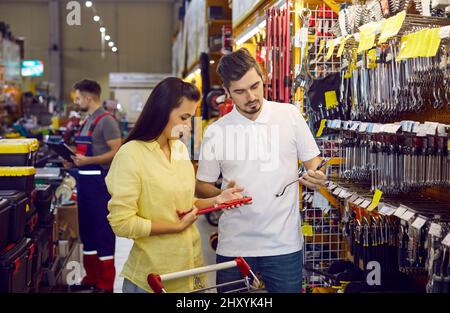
[[348, 195, 359, 203], [411, 122, 421, 133], [302, 225, 313, 236], [394, 206, 408, 218], [333, 187, 342, 196], [400, 210, 415, 222], [360, 200, 371, 209], [327, 183, 337, 191], [372, 124, 382, 134], [416, 124, 427, 137], [442, 233, 450, 247], [316, 119, 327, 137], [429, 223, 442, 238], [366, 189, 382, 212], [424, 122, 438, 136], [359, 123, 368, 132], [411, 217, 427, 230], [344, 192, 354, 199], [389, 124, 402, 134], [379, 205, 396, 216], [350, 122, 360, 131], [366, 123, 374, 133], [437, 124, 447, 137], [325, 39, 335, 61], [299, 28, 309, 44], [338, 189, 348, 198], [353, 198, 364, 206]]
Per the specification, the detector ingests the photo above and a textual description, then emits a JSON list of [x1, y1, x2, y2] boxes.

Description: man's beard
[[240, 100, 261, 114]]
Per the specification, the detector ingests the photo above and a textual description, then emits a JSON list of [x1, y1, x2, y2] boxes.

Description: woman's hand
[[176, 206, 198, 231]]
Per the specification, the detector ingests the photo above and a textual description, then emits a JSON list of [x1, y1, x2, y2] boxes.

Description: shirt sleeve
[[105, 150, 152, 239], [289, 106, 321, 162], [196, 126, 221, 183], [101, 116, 122, 142]]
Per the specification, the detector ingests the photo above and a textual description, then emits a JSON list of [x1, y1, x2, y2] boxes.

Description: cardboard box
[[56, 204, 79, 240]]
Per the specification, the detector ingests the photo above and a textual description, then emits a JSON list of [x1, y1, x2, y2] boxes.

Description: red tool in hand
[[177, 197, 253, 219]]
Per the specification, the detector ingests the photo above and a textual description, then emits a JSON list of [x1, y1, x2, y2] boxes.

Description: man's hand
[[62, 159, 74, 170], [299, 170, 327, 191], [218, 180, 248, 210], [216, 186, 245, 207], [71, 154, 93, 167]]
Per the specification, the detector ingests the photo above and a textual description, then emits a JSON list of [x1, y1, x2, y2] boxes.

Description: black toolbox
[[34, 184, 53, 225], [0, 139, 39, 167], [0, 238, 35, 293], [0, 190, 29, 244], [0, 167, 36, 194], [0, 198, 11, 252]]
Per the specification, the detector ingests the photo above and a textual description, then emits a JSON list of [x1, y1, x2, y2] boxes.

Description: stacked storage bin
[[0, 139, 55, 293]]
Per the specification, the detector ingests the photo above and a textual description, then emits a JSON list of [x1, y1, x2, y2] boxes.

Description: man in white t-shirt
[[196, 48, 327, 293]]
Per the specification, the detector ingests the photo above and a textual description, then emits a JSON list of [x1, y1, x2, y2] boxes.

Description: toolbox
[[39, 215, 56, 268], [0, 198, 11, 252], [0, 139, 39, 167], [0, 190, 28, 244], [34, 184, 53, 225], [0, 167, 36, 194], [0, 238, 34, 293]]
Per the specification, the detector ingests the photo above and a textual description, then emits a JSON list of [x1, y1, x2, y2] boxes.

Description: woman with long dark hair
[[105, 77, 244, 293]]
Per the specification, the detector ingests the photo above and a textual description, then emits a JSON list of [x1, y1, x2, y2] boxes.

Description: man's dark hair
[[73, 79, 101, 99], [216, 48, 263, 88]]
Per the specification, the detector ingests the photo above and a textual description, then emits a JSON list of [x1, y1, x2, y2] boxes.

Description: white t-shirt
[[197, 99, 320, 257]]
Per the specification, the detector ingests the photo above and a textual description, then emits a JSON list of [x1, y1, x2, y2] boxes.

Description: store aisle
[[113, 215, 217, 293]]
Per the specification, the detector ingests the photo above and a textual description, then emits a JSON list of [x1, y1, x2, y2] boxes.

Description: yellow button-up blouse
[[105, 139, 203, 292]]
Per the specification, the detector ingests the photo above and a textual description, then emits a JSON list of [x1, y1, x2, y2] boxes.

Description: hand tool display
[[326, 120, 450, 194]]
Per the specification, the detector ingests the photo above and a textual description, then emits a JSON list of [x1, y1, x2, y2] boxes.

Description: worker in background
[[196, 48, 327, 293], [105, 77, 244, 293], [65, 79, 122, 293]]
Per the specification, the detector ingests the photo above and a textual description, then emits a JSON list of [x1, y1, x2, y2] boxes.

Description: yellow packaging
[[0, 139, 39, 154]]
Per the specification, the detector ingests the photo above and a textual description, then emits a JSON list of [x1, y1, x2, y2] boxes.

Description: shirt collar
[[89, 106, 105, 118], [142, 139, 177, 152]]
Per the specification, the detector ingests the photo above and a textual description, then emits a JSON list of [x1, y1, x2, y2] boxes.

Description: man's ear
[[223, 85, 231, 99]]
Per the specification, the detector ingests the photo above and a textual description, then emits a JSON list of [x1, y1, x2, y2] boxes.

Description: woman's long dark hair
[[124, 77, 200, 144]]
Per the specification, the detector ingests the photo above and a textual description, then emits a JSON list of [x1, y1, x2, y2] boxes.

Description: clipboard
[[47, 142, 76, 162]]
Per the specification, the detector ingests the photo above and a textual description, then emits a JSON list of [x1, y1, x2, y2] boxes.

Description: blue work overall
[[74, 112, 115, 291]]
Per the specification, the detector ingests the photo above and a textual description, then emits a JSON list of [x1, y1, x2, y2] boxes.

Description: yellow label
[[26, 204, 30, 213], [302, 224, 313, 237], [316, 119, 327, 138], [357, 21, 382, 53], [367, 49, 377, 68], [325, 91, 338, 110], [367, 189, 383, 212], [378, 10, 406, 44], [324, 0, 340, 14], [325, 40, 335, 61], [397, 28, 441, 60], [313, 39, 325, 64], [337, 35, 351, 58]]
